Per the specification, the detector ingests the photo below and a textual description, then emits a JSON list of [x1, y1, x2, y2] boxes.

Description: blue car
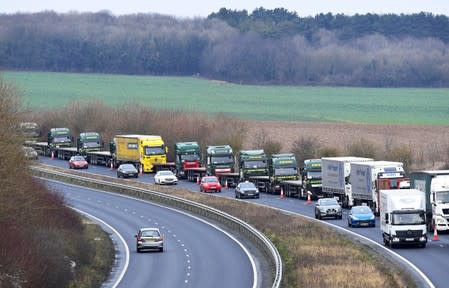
[[348, 206, 375, 227]]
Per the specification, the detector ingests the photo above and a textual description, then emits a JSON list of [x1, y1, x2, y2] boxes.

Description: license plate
[[405, 238, 414, 241], [360, 223, 368, 226]]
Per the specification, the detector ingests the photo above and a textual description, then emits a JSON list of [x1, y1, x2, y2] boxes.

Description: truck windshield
[[211, 156, 233, 164], [242, 160, 267, 169], [307, 171, 321, 179], [181, 154, 200, 161], [274, 167, 297, 176], [144, 146, 165, 155], [435, 191, 449, 204], [83, 141, 101, 148], [54, 136, 70, 142], [392, 212, 426, 225]]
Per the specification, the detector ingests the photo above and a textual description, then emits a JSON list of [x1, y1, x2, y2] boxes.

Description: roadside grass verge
[[46, 165, 416, 288], [68, 218, 115, 288]]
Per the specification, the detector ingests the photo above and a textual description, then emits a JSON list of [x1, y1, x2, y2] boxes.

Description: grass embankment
[[68, 218, 114, 288], [46, 165, 415, 288], [5, 71, 449, 125], [158, 189, 415, 287]]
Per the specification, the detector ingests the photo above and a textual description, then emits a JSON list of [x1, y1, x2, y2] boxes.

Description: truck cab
[[411, 170, 449, 232], [19, 122, 40, 142], [111, 135, 169, 173], [206, 145, 235, 176], [174, 142, 201, 178], [269, 153, 299, 193], [239, 150, 269, 180], [380, 189, 427, 248], [77, 132, 103, 155], [48, 127, 72, 148], [301, 159, 322, 199]]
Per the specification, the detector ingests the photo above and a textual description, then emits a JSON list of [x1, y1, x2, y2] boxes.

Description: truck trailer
[[321, 156, 373, 208], [28, 127, 73, 158], [380, 189, 427, 248], [410, 170, 449, 232], [351, 161, 409, 214]]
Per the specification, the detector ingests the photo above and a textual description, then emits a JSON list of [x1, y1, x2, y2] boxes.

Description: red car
[[68, 155, 89, 169], [200, 176, 222, 193]]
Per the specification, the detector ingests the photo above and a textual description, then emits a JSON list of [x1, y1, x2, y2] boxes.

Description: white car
[[154, 170, 178, 185]]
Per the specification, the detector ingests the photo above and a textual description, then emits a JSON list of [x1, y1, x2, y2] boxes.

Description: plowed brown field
[[244, 120, 449, 170]]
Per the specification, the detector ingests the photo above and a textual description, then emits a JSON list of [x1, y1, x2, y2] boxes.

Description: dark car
[[200, 176, 222, 193], [315, 198, 342, 220], [348, 205, 375, 227], [135, 227, 164, 253], [117, 164, 139, 178], [68, 155, 88, 169], [235, 181, 260, 199]]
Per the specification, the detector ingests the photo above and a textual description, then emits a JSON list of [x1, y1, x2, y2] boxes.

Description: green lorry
[[174, 142, 201, 179], [19, 122, 40, 142], [300, 159, 323, 199]]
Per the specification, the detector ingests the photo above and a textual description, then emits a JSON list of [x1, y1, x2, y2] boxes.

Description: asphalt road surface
[[38, 157, 449, 288], [43, 179, 256, 288]]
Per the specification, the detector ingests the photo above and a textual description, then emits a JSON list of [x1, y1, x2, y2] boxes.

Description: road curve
[[43, 179, 256, 288], [38, 157, 449, 287]]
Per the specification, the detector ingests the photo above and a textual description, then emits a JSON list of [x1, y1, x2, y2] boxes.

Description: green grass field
[[4, 71, 449, 125]]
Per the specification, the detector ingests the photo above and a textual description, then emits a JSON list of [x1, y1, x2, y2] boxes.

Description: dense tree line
[[0, 9, 449, 86], [0, 77, 110, 287]]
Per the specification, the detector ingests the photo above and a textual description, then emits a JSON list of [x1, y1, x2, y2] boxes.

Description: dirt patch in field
[[243, 120, 449, 170]]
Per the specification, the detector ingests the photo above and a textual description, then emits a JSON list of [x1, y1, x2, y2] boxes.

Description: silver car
[[235, 181, 260, 199], [135, 227, 164, 253], [22, 146, 38, 160], [315, 198, 342, 220]]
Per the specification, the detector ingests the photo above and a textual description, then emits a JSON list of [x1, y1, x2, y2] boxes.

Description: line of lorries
[[21, 123, 449, 248]]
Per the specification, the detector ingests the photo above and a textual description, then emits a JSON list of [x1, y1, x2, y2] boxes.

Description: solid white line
[[70, 207, 130, 288], [254, 201, 435, 288]]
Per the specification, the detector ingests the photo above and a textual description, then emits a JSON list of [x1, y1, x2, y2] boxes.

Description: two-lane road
[[43, 179, 256, 288], [38, 157, 449, 287]]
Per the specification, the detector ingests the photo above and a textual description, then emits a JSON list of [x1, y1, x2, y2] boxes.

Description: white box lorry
[[380, 189, 427, 248], [351, 161, 409, 214], [321, 156, 373, 207], [410, 170, 449, 232]]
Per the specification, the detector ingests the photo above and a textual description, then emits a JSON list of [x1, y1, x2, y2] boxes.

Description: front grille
[[326, 209, 337, 214], [396, 230, 422, 238], [442, 208, 449, 215]]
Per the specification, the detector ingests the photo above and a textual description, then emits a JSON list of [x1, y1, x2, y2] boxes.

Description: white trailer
[[351, 161, 408, 214], [410, 170, 449, 232], [380, 189, 427, 248], [321, 156, 373, 207]]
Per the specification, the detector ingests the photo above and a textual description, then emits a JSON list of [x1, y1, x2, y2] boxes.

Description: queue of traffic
[[21, 123, 449, 248]]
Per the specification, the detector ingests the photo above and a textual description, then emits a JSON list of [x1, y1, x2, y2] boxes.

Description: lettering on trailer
[[128, 143, 138, 149], [328, 164, 338, 171]]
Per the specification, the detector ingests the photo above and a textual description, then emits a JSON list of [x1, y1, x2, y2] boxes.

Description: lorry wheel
[[389, 239, 395, 248]]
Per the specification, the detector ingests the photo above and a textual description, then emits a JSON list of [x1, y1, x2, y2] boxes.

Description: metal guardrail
[[31, 166, 282, 288]]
